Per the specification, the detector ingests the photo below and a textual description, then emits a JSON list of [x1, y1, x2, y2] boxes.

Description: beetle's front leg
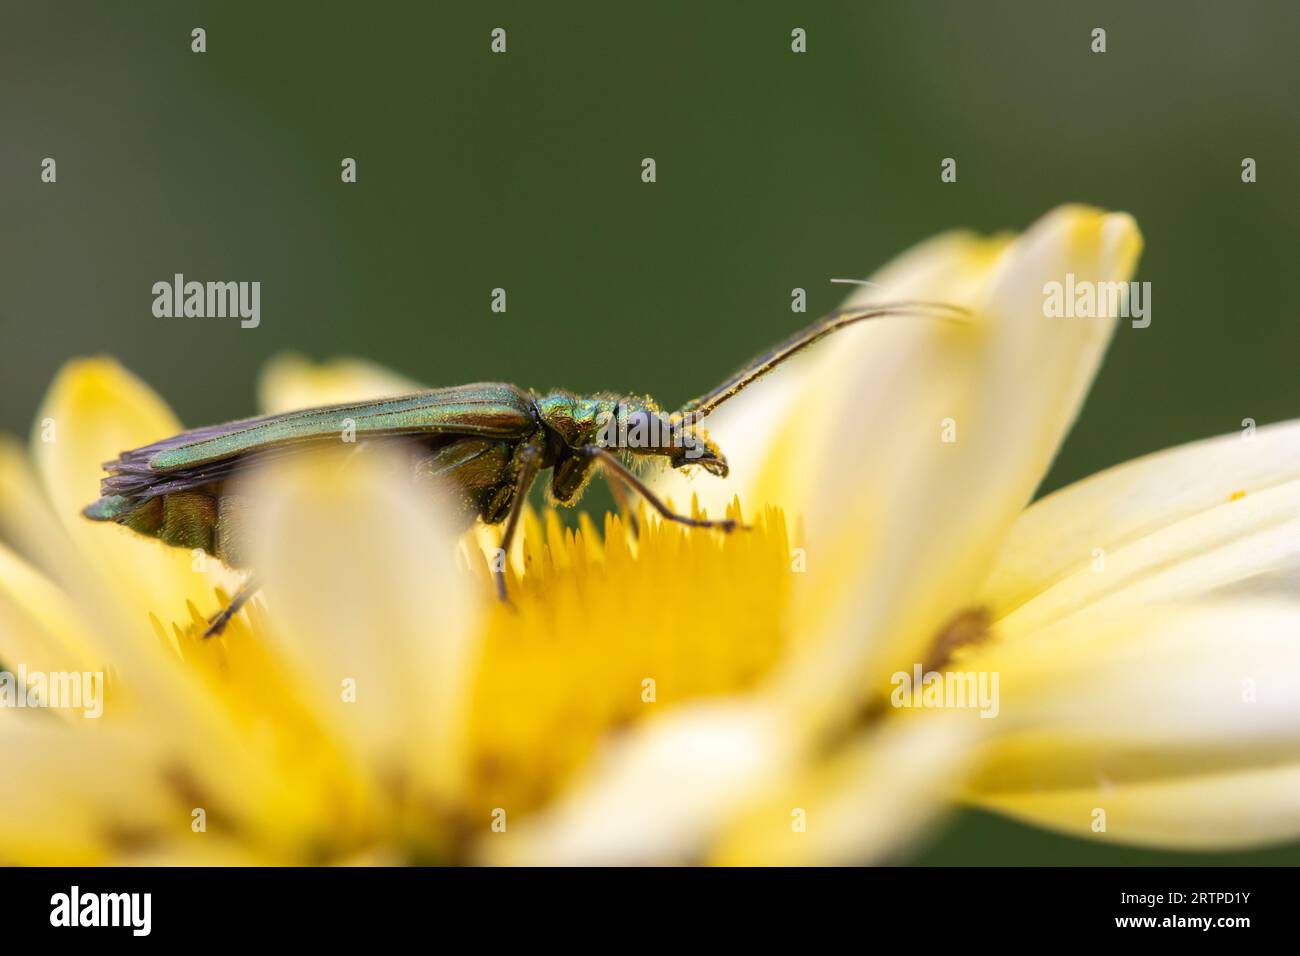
[[493, 442, 543, 602], [579, 445, 742, 532]]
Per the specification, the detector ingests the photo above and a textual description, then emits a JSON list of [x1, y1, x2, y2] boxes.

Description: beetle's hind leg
[[204, 573, 262, 638], [582, 445, 744, 533]]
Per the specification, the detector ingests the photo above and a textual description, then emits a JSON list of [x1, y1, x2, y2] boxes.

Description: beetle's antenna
[[676, 301, 970, 419]]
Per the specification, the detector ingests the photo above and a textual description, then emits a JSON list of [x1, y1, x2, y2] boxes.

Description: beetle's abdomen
[[414, 437, 515, 527], [110, 490, 221, 556]]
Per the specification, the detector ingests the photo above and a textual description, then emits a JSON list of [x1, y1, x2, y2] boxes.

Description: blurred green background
[[2, 1, 1297, 864]]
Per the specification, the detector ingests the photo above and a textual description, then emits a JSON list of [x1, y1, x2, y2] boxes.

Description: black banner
[[0, 866, 1277, 941]]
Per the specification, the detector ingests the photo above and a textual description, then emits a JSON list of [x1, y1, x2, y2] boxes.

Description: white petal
[[527, 209, 1142, 864], [961, 599, 1300, 848], [478, 701, 795, 865], [984, 419, 1300, 638], [712, 714, 979, 865], [775, 207, 1142, 722], [240, 445, 482, 808], [649, 230, 1014, 517], [968, 763, 1300, 851]]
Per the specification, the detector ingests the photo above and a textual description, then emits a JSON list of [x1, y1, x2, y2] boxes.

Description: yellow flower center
[[461, 500, 795, 819], [163, 498, 795, 860]]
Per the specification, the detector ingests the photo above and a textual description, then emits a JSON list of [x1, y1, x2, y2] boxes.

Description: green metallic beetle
[[84, 302, 962, 633]]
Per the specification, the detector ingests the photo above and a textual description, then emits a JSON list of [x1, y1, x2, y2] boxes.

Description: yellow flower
[[3, 205, 1297, 865]]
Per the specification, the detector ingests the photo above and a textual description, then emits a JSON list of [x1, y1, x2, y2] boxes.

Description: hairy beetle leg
[[493, 442, 544, 602], [204, 574, 262, 638], [582, 445, 746, 533]]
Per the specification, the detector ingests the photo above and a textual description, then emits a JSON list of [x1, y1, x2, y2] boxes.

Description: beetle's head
[[597, 398, 729, 478], [537, 392, 729, 477], [666, 424, 728, 477]]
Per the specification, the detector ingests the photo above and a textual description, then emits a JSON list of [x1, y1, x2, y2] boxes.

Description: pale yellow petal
[[258, 353, 423, 414], [713, 713, 979, 865], [0, 550, 374, 863], [777, 206, 1142, 725], [0, 435, 71, 577], [241, 445, 482, 816], [967, 763, 1300, 851], [960, 600, 1300, 848], [479, 701, 795, 865], [984, 420, 1300, 639], [18, 361, 374, 860], [115, 840, 277, 866], [0, 540, 107, 678], [0, 722, 182, 865], [650, 229, 1013, 517], [32, 358, 238, 627]]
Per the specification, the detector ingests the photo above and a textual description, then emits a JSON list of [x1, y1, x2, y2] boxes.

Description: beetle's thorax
[[533, 391, 620, 451]]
